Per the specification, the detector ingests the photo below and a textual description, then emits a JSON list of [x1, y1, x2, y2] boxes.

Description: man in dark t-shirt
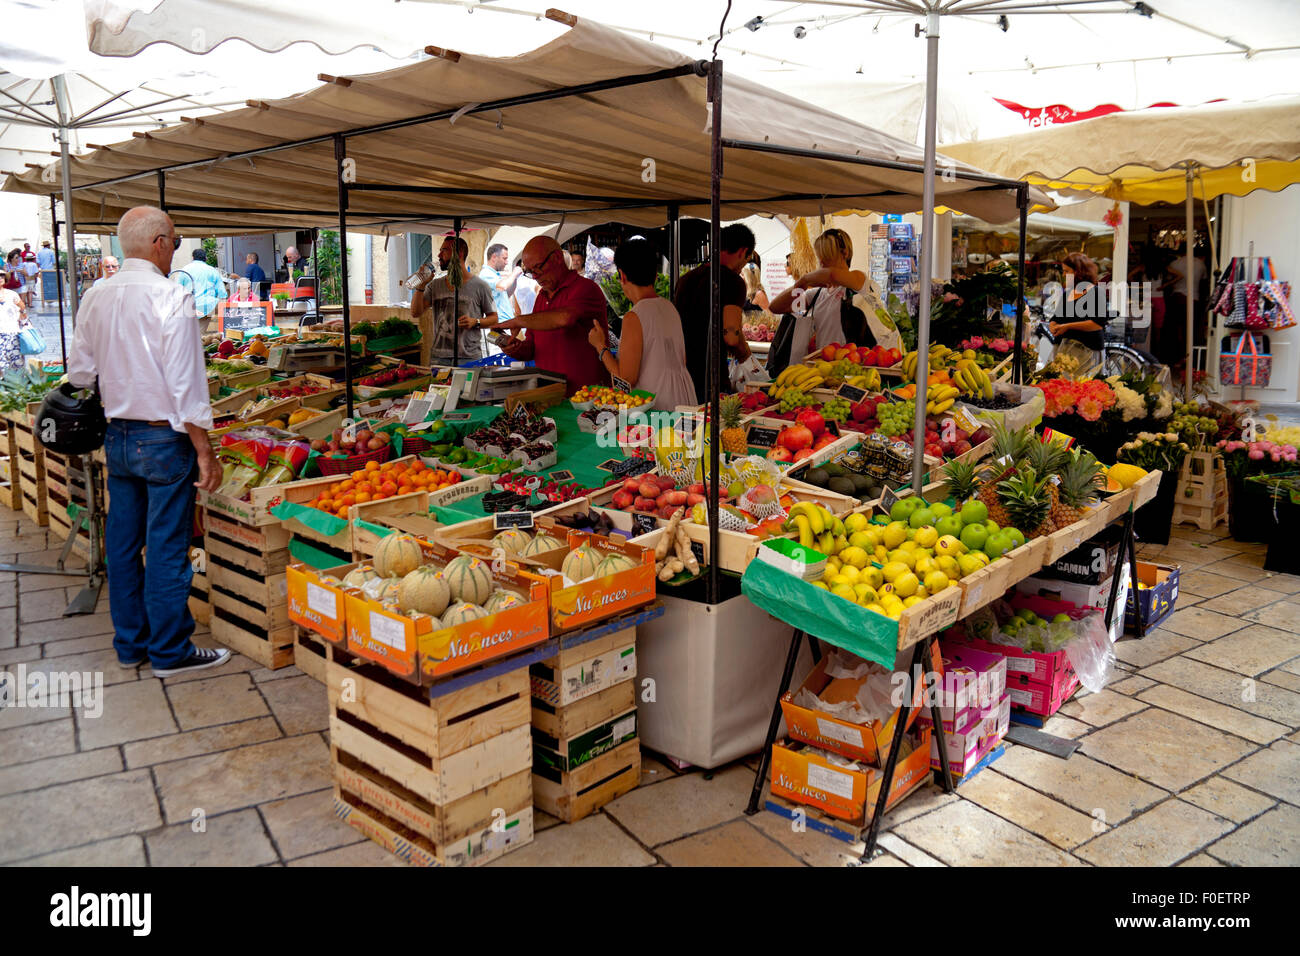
[[672, 223, 755, 403]]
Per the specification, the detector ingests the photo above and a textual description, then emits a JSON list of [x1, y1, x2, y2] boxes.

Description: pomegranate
[[778, 424, 814, 452]]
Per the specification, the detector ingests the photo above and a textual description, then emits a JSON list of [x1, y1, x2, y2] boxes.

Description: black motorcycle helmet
[[36, 382, 107, 455]]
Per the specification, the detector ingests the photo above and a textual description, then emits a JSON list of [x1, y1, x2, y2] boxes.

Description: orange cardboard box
[[769, 727, 933, 826], [518, 530, 657, 633], [344, 540, 550, 684], [285, 560, 360, 645]]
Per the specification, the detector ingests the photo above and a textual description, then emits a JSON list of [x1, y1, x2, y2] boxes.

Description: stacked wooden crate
[[42, 450, 104, 560], [5, 408, 47, 527], [529, 608, 650, 822], [0, 419, 19, 512], [328, 644, 536, 867], [1173, 450, 1228, 531], [205, 510, 294, 668]]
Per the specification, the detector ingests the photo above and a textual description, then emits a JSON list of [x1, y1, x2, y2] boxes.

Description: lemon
[[915, 586, 929, 599], [879, 582, 895, 597], [839, 546, 870, 569], [859, 566, 884, 589], [881, 560, 909, 582], [902, 595, 923, 608], [957, 553, 984, 577], [936, 556, 961, 578], [853, 583, 879, 604], [828, 574, 853, 589], [837, 565, 861, 584], [935, 534, 965, 557], [831, 584, 857, 602], [882, 521, 909, 550], [811, 581, 829, 590], [893, 571, 920, 597], [912, 526, 938, 549], [825, 557, 842, 574], [924, 570, 951, 592], [913, 555, 935, 577], [886, 550, 916, 570], [874, 545, 890, 564], [848, 531, 875, 551], [844, 513, 870, 533], [864, 603, 888, 616], [898, 540, 919, 553]]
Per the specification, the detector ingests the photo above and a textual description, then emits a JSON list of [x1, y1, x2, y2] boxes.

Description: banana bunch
[[953, 358, 994, 400], [902, 344, 954, 381], [844, 369, 880, 391], [785, 502, 846, 553], [924, 383, 959, 416], [768, 364, 824, 399]]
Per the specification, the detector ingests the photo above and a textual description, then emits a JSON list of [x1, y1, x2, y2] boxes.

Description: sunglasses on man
[[154, 234, 182, 250]]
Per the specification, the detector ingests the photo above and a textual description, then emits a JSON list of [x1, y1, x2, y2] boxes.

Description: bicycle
[[1031, 311, 1160, 379]]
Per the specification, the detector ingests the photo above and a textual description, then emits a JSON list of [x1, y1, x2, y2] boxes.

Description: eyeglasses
[[154, 234, 181, 250], [522, 248, 560, 278]]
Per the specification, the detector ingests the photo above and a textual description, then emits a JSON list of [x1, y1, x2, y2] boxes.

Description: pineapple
[[1020, 438, 1071, 532], [942, 459, 982, 504], [997, 466, 1053, 539], [979, 423, 1034, 525], [720, 395, 748, 456], [1054, 451, 1105, 529]]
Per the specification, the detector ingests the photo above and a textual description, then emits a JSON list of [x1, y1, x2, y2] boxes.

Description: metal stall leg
[[335, 135, 354, 420], [744, 628, 806, 816]]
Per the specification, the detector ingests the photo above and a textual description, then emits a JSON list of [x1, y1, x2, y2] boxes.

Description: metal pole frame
[[706, 60, 723, 606], [909, 9, 942, 494], [1014, 184, 1029, 385], [52, 76, 81, 327], [1184, 166, 1195, 401], [667, 203, 680, 289], [335, 134, 355, 420], [453, 217, 462, 368], [50, 195, 68, 368]]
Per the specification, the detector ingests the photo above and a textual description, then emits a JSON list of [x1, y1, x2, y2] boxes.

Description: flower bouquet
[[1216, 437, 1298, 541], [1120, 432, 1192, 544]]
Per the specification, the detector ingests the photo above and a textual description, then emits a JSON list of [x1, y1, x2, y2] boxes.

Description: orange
[[355, 492, 371, 503], [336, 507, 350, 519], [318, 499, 333, 512], [380, 481, 397, 496], [350, 470, 366, 483], [365, 460, 380, 472], [340, 494, 356, 506]]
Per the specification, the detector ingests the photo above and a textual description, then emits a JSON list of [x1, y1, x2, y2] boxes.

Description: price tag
[[612, 374, 632, 393], [442, 412, 472, 422], [613, 458, 655, 478], [747, 426, 779, 449], [597, 458, 622, 473], [837, 383, 868, 403], [493, 509, 535, 530], [548, 469, 575, 483], [341, 418, 359, 442], [689, 540, 705, 566], [369, 611, 407, 652], [824, 420, 840, 437], [267, 346, 288, 371], [951, 406, 980, 435], [878, 485, 902, 517], [402, 398, 435, 424], [631, 513, 658, 536]]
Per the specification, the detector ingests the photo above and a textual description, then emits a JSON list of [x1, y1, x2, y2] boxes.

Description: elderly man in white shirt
[[67, 206, 229, 678]]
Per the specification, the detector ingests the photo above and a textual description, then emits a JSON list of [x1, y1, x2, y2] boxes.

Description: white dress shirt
[[68, 258, 214, 432]]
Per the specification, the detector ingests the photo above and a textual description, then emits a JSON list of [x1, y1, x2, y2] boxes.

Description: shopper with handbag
[[0, 282, 27, 371]]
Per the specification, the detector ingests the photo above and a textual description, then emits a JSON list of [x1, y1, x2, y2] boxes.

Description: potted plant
[[1216, 438, 1298, 542], [1117, 432, 1193, 544]]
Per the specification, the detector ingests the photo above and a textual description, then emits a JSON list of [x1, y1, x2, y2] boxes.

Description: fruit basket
[[315, 445, 394, 476]]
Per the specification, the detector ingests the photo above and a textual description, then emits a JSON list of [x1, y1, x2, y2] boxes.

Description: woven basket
[[400, 434, 435, 456], [315, 445, 393, 476]]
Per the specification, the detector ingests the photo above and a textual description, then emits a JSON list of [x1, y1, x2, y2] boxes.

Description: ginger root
[[658, 558, 684, 581]]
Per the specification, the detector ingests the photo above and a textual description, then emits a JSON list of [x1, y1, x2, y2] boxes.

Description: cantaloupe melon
[[398, 566, 450, 616], [491, 528, 532, 555], [441, 601, 486, 626], [443, 555, 493, 605], [361, 576, 401, 602], [593, 552, 639, 579], [484, 589, 523, 613], [373, 533, 423, 578], [521, 532, 566, 557], [561, 543, 601, 583], [318, 575, 343, 587], [343, 566, 381, 589]]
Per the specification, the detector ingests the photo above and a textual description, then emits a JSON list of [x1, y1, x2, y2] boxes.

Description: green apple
[[960, 500, 989, 525], [929, 502, 953, 520], [1005, 527, 1026, 549], [1052, 613, 1072, 624], [983, 531, 1014, 558], [959, 522, 988, 552], [909, 507, 936, 529], [936, 514, 964, 538], [985, 520, 1000, 535]]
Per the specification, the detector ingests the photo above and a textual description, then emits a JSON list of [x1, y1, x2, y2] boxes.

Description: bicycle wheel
[[1099, 346, 1152, 378]]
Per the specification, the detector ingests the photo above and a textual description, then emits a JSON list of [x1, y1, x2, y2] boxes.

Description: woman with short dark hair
[[1049, 252, 1108, 353]]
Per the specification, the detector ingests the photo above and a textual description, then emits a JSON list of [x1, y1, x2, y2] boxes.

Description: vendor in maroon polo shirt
[[495, 237, 610, 396]]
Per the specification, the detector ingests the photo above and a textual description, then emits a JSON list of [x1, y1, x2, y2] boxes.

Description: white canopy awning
[[5, 14, 1045, 235]]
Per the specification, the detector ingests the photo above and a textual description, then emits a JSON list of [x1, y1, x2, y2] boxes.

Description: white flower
[[1165, 432, 1178, 442]]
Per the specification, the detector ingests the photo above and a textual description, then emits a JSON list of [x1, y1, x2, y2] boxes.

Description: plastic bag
[[253, 439, 311, 487], [1064, 614, 1116, 694], [216, 433, 273, 499]]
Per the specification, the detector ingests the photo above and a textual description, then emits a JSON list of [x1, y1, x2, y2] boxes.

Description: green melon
[[373, 533, 423, 578], [561, 543, 601, 583], [441, 601, 486, 627], [491, 528, 533, 555], [484, 589, 524, 613], [593, 552, 639, 579], [521, 532, 566, 557], [443, 555, 494, 605], [343, 565, 381, 589], [361, 576, 401, 602], [398, 566, 450, 617]]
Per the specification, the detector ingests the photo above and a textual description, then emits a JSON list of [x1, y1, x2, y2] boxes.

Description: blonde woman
[[767, 228, 871, 376], [742, 260, 770, 313]]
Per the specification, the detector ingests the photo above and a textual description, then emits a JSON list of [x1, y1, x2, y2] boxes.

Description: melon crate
[[327, 643, 539, 866]]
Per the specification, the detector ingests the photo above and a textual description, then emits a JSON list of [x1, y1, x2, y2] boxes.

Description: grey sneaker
[[152, 647, 232, 677]]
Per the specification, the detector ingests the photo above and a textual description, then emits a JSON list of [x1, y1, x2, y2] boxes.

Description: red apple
[[953, 439, 972, 456], [778, 424, 814, 452], [925, 443, 945, 459], [638, 481, 660, 499], [795, 409, 825, 438]]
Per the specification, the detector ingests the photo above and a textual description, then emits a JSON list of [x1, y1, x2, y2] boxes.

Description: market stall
[[16, 15, 1198, 870]]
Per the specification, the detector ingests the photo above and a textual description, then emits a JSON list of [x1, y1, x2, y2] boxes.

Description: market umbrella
[[942, 95, 1300, 399]]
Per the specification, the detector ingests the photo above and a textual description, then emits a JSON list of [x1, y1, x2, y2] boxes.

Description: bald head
[[521, 236, 567, 293], [118, 207, 173, 258]]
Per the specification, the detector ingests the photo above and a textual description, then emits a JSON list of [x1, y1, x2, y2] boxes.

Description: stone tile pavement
[[1, 513, 1297, 867]]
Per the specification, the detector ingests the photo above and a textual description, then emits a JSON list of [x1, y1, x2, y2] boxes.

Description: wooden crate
[[1174, 453, 1227, 531], [532, 738, 640, 823], [16, 445, 47, 527], [205, 512, 294, 668], [189, 545, 211, 626], [294, 626, 329, 683]]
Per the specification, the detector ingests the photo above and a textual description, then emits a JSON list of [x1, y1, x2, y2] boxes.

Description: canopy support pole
[[1014, 184, 1028, 385], [52, 75, 80, 327], [667, 203, 680, 289], [312, 226, 320, 320], [1185, 166, 1195, 402], [706, 60, 723, 606], [453, 217, 462, 368], [157, 171, 166, 211], [910, 9, 941, 494], [335, 134, 354, 420], [50, 194, 67, 368]]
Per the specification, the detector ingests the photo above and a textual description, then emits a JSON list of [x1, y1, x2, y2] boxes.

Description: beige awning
[[5, 15, 1044, 236], [941, 96, 1300, 204]]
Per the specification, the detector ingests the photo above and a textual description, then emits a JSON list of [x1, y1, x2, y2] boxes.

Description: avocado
[[805, 467, 830, 488], [821, 462, 846, 478], [850, 474, 873, 494], [828, 476, 857, 497]]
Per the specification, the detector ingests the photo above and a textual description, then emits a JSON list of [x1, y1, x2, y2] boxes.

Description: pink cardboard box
[[1007, 670, 1079, 716], [918, 643, 1007, 733]]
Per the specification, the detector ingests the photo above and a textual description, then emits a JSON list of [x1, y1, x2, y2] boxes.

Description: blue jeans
[[104, 420, 199, 668]]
